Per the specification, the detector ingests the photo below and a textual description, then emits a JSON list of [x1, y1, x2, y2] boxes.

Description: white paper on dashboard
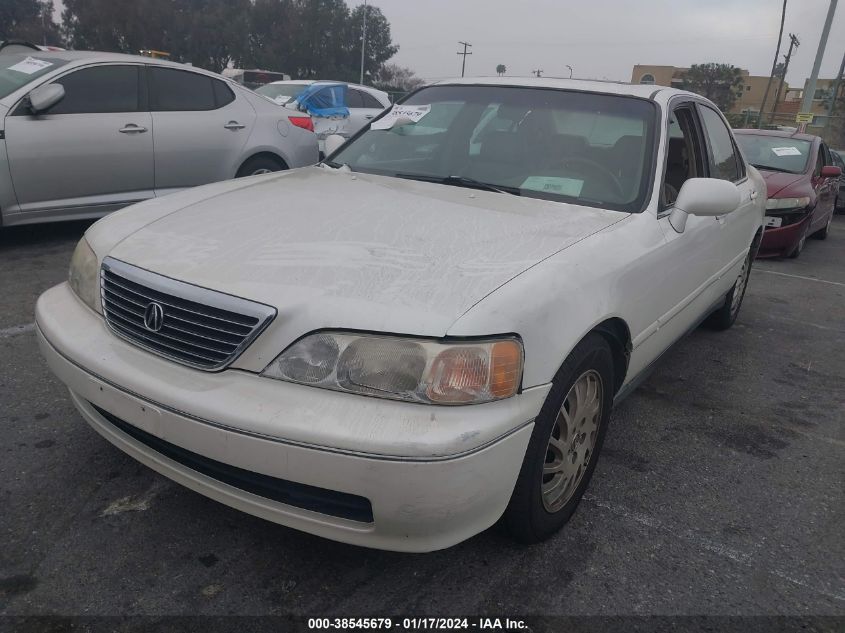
[[370, 105, 431, 130], [771, 146, 802, 157], [7, 57, 53, 75]]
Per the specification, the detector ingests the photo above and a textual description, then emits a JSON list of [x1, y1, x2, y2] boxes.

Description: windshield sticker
[[771, 146, 802, 157], [370, 105, 431, 130], [7, 57, 53, 75], [521, 176, 584, 197]]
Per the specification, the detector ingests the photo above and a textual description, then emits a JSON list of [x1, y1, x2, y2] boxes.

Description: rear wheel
[[504, 333, 614, 543], [236, 155, 286, 178]]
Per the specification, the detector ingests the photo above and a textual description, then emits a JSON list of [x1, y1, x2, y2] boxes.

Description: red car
[[735, 129, 841, 258]]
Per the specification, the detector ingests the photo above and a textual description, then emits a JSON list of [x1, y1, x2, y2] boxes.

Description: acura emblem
[[143, 302, 165, 332]]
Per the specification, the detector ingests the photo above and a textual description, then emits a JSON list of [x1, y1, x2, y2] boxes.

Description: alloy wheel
[[730, 254, 751, 317], [541, 369, 603, 513]]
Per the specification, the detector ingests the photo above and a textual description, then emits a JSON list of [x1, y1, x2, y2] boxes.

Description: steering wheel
[[558, 157, 625, 200]]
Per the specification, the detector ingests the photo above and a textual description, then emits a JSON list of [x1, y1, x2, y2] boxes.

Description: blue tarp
[[295, 83, 349, 118]]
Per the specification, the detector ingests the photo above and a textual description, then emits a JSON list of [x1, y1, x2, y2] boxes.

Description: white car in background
[[37, 77, 764, 552], [256, 80, 390, 142]]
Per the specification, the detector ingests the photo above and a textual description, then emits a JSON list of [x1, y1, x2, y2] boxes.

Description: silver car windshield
[[0, 55, 69, 100], [735, 134, 812, 175], [329, 85, 658, 213]]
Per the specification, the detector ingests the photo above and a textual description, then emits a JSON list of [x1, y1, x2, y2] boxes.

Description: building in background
[[631, 64, 787, 118]]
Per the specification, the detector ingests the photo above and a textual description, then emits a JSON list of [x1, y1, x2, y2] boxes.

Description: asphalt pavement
[[1, 215, 843, 621]]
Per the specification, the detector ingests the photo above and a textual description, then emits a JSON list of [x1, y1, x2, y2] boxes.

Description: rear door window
[[360, 91, 384, 109], [149, 67, 217, 111], [345, 88, 364, 108]]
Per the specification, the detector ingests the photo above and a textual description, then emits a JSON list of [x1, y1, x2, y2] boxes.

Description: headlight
[[68, 237, 100, 312], [262, 332, 524, 405], [766, 196, 810, 211]]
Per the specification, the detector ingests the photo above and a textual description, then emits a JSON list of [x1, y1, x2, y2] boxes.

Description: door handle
[[119, 124, 147, 134], [224, 121, 246, 130], [364, 115, 375, 119]]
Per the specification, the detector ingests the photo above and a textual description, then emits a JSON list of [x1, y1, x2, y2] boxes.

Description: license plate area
[[765, 216, 783, 228]]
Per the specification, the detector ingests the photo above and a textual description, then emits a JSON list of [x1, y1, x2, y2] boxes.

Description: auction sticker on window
[[521, 176, 584, 197], [771, 146, 802, 157], [7, 57, 53, 75], [370, 105, 431, 130]]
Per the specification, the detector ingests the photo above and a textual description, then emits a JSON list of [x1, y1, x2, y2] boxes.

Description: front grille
[[90, 403, 374, 523], [101, 257, 275, 370]]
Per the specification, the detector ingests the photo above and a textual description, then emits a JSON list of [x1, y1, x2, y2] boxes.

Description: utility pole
[[799, 0, 838, 131], [457, 41, 472, 77], [823, 49, 845, 132], [769, 33, 799, 125], [359, 0, 368, 85], [758, 0, 788, 128], [532, 69, 543, 78]]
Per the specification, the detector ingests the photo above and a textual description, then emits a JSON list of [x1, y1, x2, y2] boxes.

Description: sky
[[51, 0, 845, 85], [364, 0, 845, 86]]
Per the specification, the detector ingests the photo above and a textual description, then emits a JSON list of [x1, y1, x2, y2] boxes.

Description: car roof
[[6, 50, 229, 78], [733, 128, 820, 142], [265, 79, 388, 97], [433, 76, 696, 102]]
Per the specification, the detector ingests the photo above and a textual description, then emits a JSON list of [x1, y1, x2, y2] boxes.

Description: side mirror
[[821, 165, 842, 178], [669, 178, 741, 233], [27, 83, 65, 114], [324, 134, 346, 157]]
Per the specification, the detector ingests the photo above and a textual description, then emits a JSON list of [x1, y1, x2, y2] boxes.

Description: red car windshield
[[735, 133, 812, 175]]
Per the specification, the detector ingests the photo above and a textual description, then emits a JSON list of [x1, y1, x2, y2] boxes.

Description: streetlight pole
[[359, 0, 368, 85], [565, 65, 573, 79], [799, 0, 837, 131]]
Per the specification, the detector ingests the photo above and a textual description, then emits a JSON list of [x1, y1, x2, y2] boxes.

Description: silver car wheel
[[730, 254, 751, 317], [251, 168, 273, 176], [542, 369, 603, 513]]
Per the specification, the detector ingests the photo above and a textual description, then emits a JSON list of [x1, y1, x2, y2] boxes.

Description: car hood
[[759, 169, 807, 198], [107, 166, 626, 336]]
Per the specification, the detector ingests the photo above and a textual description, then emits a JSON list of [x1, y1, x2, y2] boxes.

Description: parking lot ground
[[0, 216, 843, 619]]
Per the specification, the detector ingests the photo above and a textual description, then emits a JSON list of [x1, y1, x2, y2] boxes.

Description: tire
[[706, 246, 753, 331], [504, 333, 614, 544], [788, 222, 808, 258], [813, 212, 832, 240], [236, 155, 286, 178]]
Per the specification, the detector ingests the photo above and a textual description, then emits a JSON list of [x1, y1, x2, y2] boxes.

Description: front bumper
[[757, 216, 811, 258], [36, 283, 548, 552]]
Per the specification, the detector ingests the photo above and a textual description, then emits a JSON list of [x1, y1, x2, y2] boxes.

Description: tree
[[348, 4, 398, 83], [496, 64, 506, 76], [682, 63, 745, 112], [1, 0, 60, 46], [374, 63, 423, 92]]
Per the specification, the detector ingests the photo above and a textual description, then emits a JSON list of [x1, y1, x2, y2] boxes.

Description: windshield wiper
[[395, 173, 521, 196], [750, 163, 797, 174]]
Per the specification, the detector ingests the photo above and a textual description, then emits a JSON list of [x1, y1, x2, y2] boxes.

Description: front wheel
[[788, 223, 809, 258], [813, 212, 832, 240], [504, 333, 614, 543], [707, 247, 753, 331]]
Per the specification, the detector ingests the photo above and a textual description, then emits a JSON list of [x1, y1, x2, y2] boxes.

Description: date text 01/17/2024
[[306, 618, 529, 630]]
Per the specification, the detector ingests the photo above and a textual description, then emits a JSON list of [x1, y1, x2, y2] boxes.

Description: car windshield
[[735, 134, 812, 174], [255, 82, 310, 102], [328, 85, 658, 212], [0, 54, 69, 100]]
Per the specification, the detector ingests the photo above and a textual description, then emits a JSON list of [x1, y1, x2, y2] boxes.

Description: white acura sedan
[[36, 78, 765, 552]]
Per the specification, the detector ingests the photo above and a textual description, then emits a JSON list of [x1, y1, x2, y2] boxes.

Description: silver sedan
[[0, 51, 319, 226]]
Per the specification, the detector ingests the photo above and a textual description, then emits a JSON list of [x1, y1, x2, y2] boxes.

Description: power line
[[457, 41, 472, 78]]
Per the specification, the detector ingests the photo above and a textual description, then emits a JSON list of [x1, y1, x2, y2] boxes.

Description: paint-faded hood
[[108, 166, 624, 337]]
